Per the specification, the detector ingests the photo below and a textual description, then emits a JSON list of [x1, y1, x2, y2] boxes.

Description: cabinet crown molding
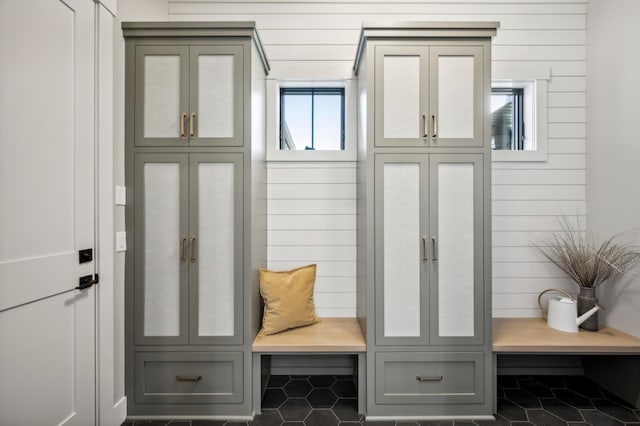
[[353, 21, 499, 75], [122, 21, 270, 73]]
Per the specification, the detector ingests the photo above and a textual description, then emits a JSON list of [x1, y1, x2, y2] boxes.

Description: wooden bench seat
[[492, 317, 640, 410], [493, 318, 640, 353], [251, 317, 366, 415], [252, 317, 366, 353]]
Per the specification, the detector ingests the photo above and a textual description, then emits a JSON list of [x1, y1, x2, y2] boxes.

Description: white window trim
[[266, 79, 357, 162], [491, 67, 550, 162]]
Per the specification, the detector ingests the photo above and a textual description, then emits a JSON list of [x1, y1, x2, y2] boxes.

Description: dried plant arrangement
[[536, 215, 640, 288]]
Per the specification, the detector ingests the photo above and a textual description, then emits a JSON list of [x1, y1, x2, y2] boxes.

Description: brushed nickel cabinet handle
[[180, 113, 187, 139], [180, 236, 186, 261], [422, 236, 428, 262], [422, 114, 428, 138], [176, 375, 202, 382], [431, 236, 438, 262], [432, 114, 438, 138], [189, 236, 197, 262], [190, 112, 196, 138], [416, 375, 443, 382]]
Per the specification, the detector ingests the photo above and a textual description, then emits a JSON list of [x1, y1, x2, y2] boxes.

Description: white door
[[0, 0, 96, 425]]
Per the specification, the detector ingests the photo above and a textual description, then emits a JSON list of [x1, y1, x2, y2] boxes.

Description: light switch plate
[[115, 185, 126, 205], [116, 231, 127, 252]]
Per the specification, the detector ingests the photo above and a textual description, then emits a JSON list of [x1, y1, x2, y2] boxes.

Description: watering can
[[537, 289, 601, 333]]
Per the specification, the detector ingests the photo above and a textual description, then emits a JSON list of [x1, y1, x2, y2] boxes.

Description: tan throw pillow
[[258, 264, 320, 337]]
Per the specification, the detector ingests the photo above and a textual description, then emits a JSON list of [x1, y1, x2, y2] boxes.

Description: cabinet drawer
[[375, 352, 484, 405], [134, 352, 243, 404]]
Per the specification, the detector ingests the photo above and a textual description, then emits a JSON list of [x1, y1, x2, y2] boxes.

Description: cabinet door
[[374, 46, 429, 147], [374, 154, 429, 345], [429, 154, 484, 345], [189, 153, 244, 345], [189, 46, 244, 147], [429, 46, 484, 147], [134, 46, 189, 147], [134, 154, 189, 345]]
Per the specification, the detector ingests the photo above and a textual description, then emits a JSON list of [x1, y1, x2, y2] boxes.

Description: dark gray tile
[[497, 397, 528, 421], [166, 422, 191, 426], [475, 413, 511, 426], [282, 422, 304, 425], [284, 379, 312, 398], [564, 376, 603, 398], [192, 421, 226, 426], [497, 375, 519, 388], [262, 388, 288, 409], [452, 422, 475, 426], [417, 421, 453, 426], [224, 422, 249, 426], [601, 388, 639, 409], [540, 398, 583, 421], [308, 375, 336, 388], [526, 408, 568, 426], [332, 379, 357, 398], [280, 398, 312, 422], [307, 388, 338, 408], [592, 398, 640, 422], [305, 409, 339, 426], [581, 409, 625, 426], [519, 379, 555, 398], [504, 388, 542, 408], [395, 422, 418, 425], [267, 375, 291, 388], [250, 409, 283, 426], [553, 388, 593, 409], [533, 375, 566, 389], [333, 398, 360, 421]]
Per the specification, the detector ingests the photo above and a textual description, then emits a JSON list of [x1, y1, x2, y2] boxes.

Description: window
[[491, 77, 549, 162], [266, 79, 356, 162], [280, 87, 345, 151], [492, 88, 524, 151]]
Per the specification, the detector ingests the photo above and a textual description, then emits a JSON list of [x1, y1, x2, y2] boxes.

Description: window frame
[[266, 79, 357, 162], [491, 68, 549, 162], [491, 87, 525, 151], [279, 87, 345, 151]]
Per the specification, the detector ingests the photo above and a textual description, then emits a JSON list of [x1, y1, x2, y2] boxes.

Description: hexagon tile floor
[[122, 374, 640, 426]]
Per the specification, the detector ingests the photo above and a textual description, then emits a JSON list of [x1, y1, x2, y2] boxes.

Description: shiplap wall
[[169, 0, 587, 318]]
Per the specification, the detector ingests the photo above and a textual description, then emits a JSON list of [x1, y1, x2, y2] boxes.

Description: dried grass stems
[[535, 215, 640, 288]]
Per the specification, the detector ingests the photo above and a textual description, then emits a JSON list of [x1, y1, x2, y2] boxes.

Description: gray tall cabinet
[[123, 22, 268, 417], [354, 22, 498, 418]]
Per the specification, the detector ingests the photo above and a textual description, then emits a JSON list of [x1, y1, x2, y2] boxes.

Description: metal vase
[[577, 286, 598, 331]]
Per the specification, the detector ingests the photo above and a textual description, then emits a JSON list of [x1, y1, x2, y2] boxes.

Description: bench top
[[252, 317, 366, 353], [493, 318, 640, 354]]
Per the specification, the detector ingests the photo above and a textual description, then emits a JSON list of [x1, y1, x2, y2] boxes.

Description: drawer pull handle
[[416, 375, 443, 382], [176, 375, 202, 382]]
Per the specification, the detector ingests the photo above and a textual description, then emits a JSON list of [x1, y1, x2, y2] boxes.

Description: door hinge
[[76, 274, 99, 290]]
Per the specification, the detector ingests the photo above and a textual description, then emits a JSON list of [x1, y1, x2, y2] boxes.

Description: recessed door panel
[[135, 155, 189, 345], [134, 46, 189, 146], [430, 154, 484, 345], [190, 154, 243, 345], [430, 46, 484, 147], [375, 46, 429, 147], [190, 46, 244, 146], [375, 155, 429, 345]]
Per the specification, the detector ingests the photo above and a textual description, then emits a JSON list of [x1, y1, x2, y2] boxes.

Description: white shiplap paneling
[[169, 1, 587, 318]]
